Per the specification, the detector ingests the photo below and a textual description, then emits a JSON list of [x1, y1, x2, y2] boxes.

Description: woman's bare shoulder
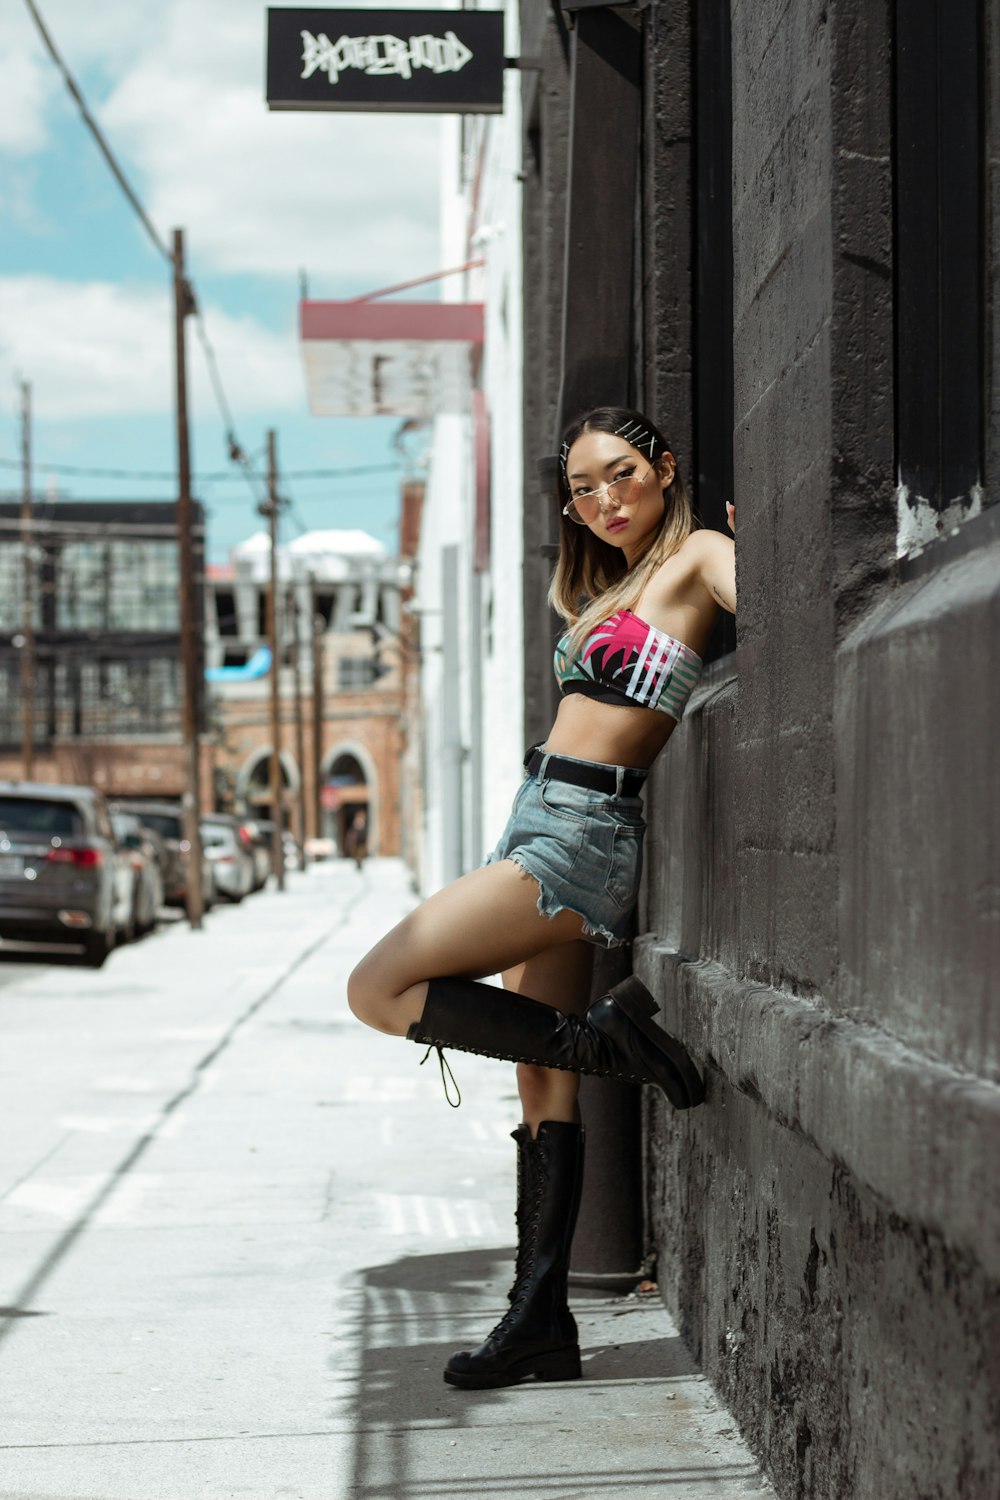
[[649, 527, 728, 582], [681, 526, 733, 559], [679, 527, 736, 612], [642, 528, 735, 616]]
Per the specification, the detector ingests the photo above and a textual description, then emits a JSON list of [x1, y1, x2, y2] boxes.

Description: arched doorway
[[239, 748, 298, 823], [321, 745, 377, 855]]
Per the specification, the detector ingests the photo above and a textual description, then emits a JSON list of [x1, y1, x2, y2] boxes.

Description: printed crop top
[[553, 609, 704, 722]]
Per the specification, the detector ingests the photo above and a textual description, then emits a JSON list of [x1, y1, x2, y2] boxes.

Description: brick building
[[205, 517, 419, 858], [0, 498, 421, 864], [0, 500, 205, 800]]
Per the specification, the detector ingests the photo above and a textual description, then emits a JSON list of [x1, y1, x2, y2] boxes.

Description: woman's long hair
[[547, 406, 696, 653]]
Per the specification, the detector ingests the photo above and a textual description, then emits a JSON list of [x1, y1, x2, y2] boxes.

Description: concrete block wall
[[515, 1, 997, 1489], [637, 2, 1000, 1497], [641, 0, 694, 454], [519, 3, 570, 748]]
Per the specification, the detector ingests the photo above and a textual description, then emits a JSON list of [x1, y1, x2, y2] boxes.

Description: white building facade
[[416, 0, 524, 894]]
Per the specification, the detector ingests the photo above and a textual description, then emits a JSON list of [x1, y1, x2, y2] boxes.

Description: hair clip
[[614, 418, 658, 458]]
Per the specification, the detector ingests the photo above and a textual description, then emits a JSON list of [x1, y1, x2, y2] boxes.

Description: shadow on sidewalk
[[339, 1245, 761, 1499]]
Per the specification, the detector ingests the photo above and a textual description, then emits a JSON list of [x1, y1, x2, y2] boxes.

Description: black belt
[[524, 746, 647, 798]]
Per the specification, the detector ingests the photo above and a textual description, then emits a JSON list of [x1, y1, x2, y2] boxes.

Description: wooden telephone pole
[[173, 228, 204, 929], [19, 380, 35, 779], [310, 574, 324, 843], [288, 583, 307, 867], [264, 431, 285, 892]]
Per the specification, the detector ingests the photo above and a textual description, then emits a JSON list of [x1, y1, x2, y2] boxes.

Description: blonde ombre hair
[[547, 406, 696, 653]]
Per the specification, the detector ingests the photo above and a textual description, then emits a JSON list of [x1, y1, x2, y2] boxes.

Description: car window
[[0, 798, 83, 837], [94, 801, 113, 840], [133, 812, 183, 840]]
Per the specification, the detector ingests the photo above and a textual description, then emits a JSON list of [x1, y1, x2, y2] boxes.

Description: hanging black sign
[[265, 9, 505, 114]]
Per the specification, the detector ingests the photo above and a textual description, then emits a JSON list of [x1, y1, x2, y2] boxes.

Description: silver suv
[[0, 783, 133, 967]]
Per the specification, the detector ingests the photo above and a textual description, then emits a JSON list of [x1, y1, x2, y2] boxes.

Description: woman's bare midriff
[[544, 693, 676, 770]]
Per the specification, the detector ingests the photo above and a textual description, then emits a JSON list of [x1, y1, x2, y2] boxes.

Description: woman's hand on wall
[[726, 502, 735, 534]]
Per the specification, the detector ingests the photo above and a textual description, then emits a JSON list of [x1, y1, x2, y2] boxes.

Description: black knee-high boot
[[444, 1120, 585, 1389], [409, 973, 705, 1110]]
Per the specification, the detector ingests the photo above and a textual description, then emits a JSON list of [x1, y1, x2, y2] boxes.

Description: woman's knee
[[346, 957, 392, 1031], [347, 953, 425, 1036]]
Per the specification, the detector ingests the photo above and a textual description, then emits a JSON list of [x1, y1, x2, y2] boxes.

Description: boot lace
[[507, 1139, 538, 1303], [497, 1145, 547, 1331], [418, 1044, 461, 1107]]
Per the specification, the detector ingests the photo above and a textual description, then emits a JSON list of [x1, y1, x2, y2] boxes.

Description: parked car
[[242, 820, 298, 878], [282, 830, 302, 871], [241, 819, 274, 891], [0, 782, 133, 966], [109, 800, 215, 915], [110, 812, 166, 937], [200, 815, 254, 902]]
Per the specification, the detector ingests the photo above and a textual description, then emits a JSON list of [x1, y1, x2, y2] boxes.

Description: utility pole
[[173, 227, 204, 929], [310, 574, 324, 844], [264, 431, 286, 892], [19, 380, 35, 779], [288, 582, 307, 868]]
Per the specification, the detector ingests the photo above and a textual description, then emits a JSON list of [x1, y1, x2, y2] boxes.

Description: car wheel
[[83, 930, 114, 968]]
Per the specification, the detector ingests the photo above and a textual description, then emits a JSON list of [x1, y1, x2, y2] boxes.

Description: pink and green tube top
[[553, 609, 703, 722]]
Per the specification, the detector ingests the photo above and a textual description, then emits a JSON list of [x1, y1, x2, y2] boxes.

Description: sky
[[0, 0, 449, 561]]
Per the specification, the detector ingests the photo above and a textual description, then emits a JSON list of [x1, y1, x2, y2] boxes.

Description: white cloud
[[4, 0, 446, 285], [0, 30, 53, 154], [0, 0, 161, 154], [0, 275, 302, 420]]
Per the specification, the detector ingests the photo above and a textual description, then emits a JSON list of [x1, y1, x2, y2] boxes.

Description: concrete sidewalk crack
[[0, 1428, 354, 1450], [0, 895, 364, 1345], [0, 1132, 74, 1206]]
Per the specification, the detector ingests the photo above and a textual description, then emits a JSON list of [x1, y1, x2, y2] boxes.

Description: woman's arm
[[691, 515, 736, 615]]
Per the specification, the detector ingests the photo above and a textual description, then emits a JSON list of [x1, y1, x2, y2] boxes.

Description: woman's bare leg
[[347, 860, 588, 1034], [501, 941, 594, 1134]]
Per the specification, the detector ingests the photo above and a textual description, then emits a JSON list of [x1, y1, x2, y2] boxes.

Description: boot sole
[[611, 976, 706, 1109], [443, 1344, 582, 1389]]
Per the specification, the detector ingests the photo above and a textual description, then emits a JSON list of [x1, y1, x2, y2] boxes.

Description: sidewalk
[[0, 859, 772, 1500]]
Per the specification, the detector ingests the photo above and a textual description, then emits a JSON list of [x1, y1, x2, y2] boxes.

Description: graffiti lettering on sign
[[300, 30, 475, 86]]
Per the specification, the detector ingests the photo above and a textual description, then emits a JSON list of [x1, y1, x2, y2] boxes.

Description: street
[[0, 860, 771, 1500]]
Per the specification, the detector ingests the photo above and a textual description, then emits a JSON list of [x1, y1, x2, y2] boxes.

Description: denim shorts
[[483, 749, 648, 947]]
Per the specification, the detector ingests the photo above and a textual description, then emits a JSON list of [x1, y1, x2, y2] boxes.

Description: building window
[[215, 589, 237, 636], [0, 653, 182, 746], [54, 541, 179, 632], [57, 657, 182, 738], [0, 545, 25, 634], [894, 0, 985, 555], [338, 657, 378, 691]]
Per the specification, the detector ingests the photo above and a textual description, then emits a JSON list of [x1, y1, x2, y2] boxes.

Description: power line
[[19, 0, 262, 485], [20, 0, 172, 266], [0, 456, 402, 483]]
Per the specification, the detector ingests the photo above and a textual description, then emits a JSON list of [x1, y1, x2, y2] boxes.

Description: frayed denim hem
[[491, 851, 630, 949]]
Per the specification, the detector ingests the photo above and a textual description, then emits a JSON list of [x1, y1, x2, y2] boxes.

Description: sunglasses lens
[[608, 475, 641, 504], [564, 470, 645, 524], [565, 498, 596, 524]]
